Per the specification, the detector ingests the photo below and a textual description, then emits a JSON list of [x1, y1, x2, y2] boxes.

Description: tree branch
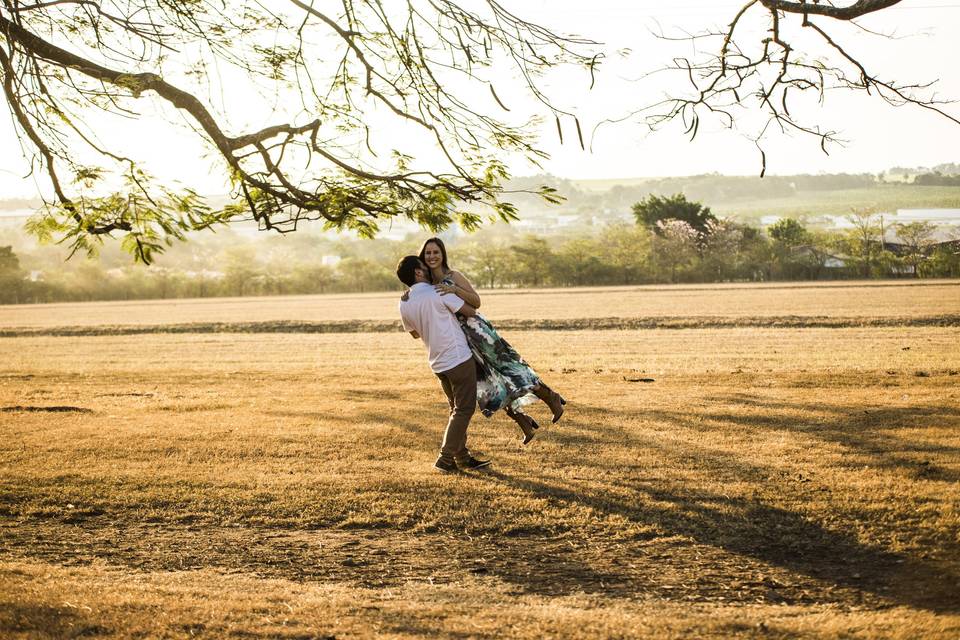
[[759, 0, 904, 20]]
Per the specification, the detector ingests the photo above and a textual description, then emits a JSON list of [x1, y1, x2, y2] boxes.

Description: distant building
[[760, 215, 781, 227], [878, 226, 960, 276], [824, 209, 960, 229], [513, 218, 554, 235], [895, 209, 960, 224], [823, 255, 847, 269], [514, 213, 586, 235], [791, 245, 849, 270], [880, 226, 960, 254]]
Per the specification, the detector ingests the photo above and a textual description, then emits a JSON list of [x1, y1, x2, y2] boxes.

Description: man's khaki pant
[[435, 357, 477, 461]]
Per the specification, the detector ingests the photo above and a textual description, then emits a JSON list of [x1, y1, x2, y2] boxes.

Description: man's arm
[[440, 292, 475, 318], [399, 303, 419, 339], [457, 302, 477, 318]]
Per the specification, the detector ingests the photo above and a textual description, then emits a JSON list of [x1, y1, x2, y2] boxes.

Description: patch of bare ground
[[2, 314, 960, 338], [0, 405, 92, 413]]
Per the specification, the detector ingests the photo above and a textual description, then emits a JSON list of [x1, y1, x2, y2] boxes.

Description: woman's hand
[[446, 270, 481, 308], [434, 282, 458, 296]]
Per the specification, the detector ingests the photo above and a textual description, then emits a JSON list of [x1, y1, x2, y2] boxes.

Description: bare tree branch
[[628, 0, 955, 174], [760, 0, 904, 20]]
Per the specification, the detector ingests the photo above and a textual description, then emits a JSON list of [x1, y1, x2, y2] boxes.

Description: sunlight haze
[[1, 1, 958, 200]]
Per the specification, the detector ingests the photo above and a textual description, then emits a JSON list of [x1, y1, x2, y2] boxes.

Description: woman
[[417, 237, 565, 444]]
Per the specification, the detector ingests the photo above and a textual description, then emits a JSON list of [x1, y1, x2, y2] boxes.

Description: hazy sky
[[1, 0, 958, 200], [534, 0, 960, 178]]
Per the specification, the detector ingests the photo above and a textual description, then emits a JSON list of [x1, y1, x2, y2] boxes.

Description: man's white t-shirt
[[399, 282, 473, 374]]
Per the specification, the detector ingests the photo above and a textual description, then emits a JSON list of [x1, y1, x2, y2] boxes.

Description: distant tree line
[[913, 172, 960, 187], [0, 244, 399, 304], [2, 194, 959, 304]]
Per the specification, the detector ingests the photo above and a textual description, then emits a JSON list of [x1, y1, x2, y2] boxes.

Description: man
[[396, 255, 491, 472]]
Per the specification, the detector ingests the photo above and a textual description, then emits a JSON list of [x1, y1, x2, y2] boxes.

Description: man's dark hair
[[396, 255, 422, 287]]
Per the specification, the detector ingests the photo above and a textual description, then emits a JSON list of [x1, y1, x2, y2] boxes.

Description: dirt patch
[[0, 406, 92, 413], [94, 392, 155, 398], [3, 314, 959, 337]]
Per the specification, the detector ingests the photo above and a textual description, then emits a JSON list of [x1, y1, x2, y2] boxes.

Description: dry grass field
[[1, 281, 959, 638], [2, 280, 959, 329]]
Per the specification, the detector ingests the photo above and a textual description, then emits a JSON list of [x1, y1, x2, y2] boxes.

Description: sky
[[526, 0, 960, 179], [1, 0, 959, 200]]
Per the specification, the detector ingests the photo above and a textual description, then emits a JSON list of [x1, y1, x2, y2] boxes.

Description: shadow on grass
[[332, 388, 960, 611], [702, 392, 960, 481], [0, 603, 91, 637], [5, 388, 957, 614], [477, 468, 958, 612], [470, 396, 960, 613]]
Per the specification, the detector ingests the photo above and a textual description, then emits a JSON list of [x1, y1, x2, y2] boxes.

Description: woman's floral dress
[[444, 277, 541, 417]]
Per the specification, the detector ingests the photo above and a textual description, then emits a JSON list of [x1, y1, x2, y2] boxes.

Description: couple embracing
[[396, 237, 566, 472]]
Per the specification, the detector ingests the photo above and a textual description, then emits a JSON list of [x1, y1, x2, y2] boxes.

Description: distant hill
[[506, 172, 960, 224], [5, 166, 960, 225]]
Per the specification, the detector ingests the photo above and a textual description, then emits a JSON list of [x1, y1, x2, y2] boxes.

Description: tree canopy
[[0, 245, 25, 303], [1, 1, 595, 261], [632, 193, 716, 235], [1, 0, 956, 262], [768, 218, 810, 247]]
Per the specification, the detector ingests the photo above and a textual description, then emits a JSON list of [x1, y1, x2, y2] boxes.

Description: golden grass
[[1, 283, 959, 638], [1, 280, 958, 328], [3, 561, 955, 640]]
